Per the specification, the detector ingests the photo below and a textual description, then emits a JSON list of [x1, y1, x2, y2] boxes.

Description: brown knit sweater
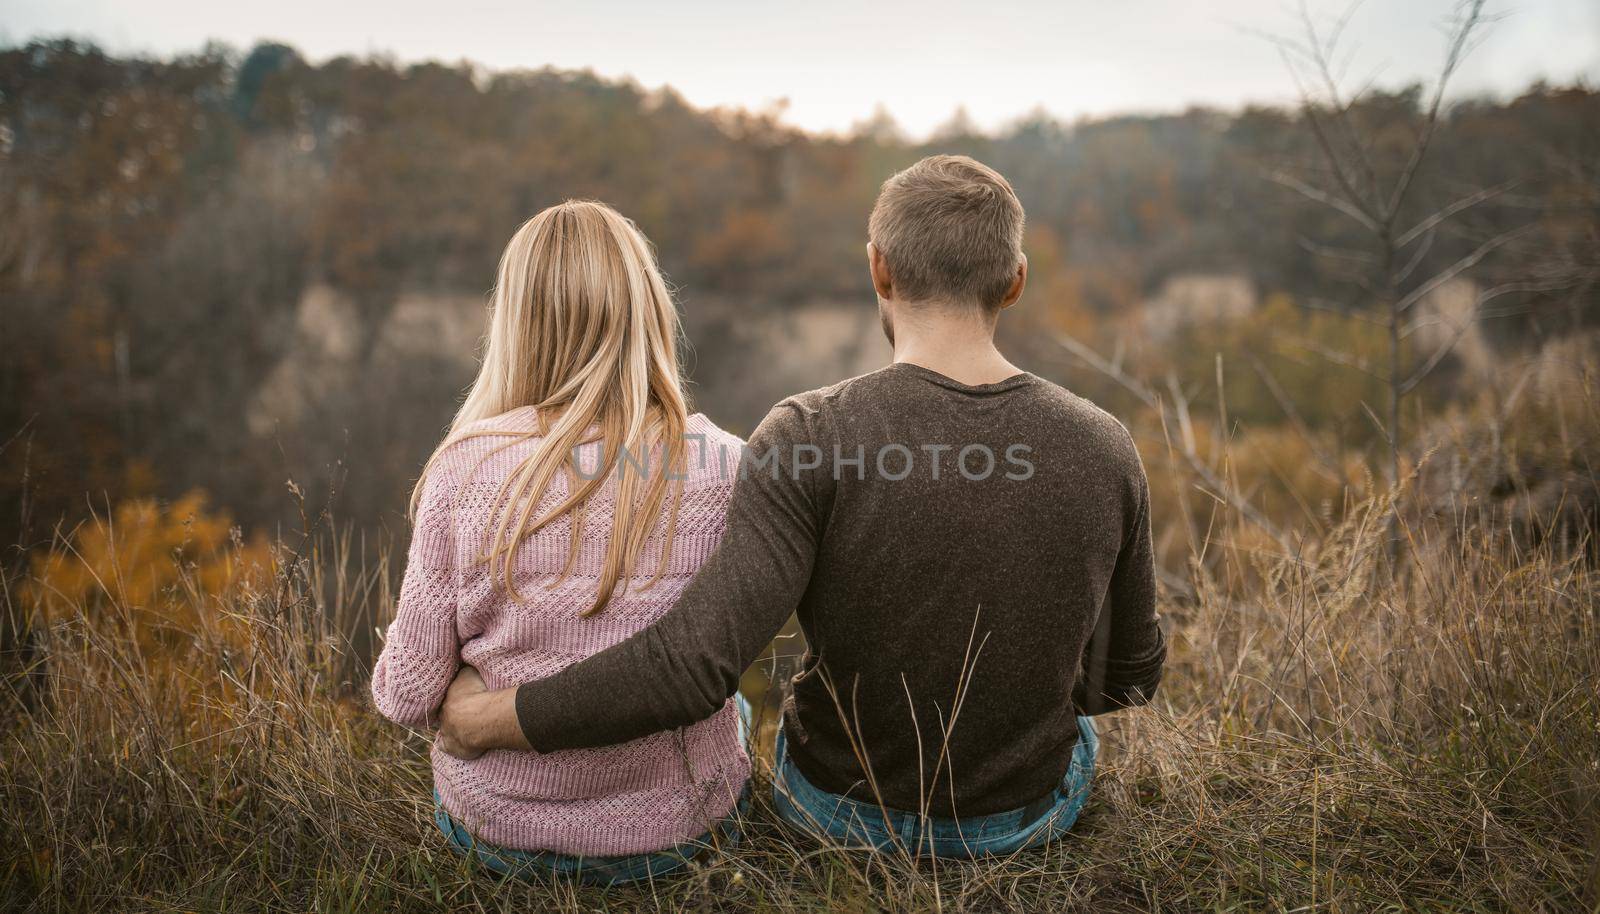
[[515, 362, 1165, 816]]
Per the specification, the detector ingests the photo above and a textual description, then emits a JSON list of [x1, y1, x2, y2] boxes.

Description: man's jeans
[[432, 695, 753, 887], [772, 715, 1099, 858]]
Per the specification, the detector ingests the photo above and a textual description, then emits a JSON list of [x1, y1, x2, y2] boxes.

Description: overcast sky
[[5, 0, 1597, 136]]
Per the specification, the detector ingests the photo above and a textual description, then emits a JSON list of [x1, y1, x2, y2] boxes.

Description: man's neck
[[890, 306, 1022, 386]]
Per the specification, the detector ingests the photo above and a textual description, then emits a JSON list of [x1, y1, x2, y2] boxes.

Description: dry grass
[[1, 478, 1597, 912]]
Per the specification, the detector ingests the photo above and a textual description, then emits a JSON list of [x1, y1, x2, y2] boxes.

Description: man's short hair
[[867, 154, 1026, 310]]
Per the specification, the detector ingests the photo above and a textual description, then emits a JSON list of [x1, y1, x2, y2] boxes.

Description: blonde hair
[[412, 200, 688, 615], [867, 154, 1025, 310]]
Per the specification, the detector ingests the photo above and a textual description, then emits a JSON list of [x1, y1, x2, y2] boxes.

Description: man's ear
[[998, 255, 1028, 310], [868, 242, 894, 301]]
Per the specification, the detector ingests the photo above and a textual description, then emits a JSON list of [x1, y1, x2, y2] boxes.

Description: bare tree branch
[[1401, 278, 1581, 339], [1399, 314, 1477, 396], [1395, 224, 1533, 313], [1381, 0, 1488, 222], [1395, 179, 1518, 247], [1269, 169, 1380, 231], [1285, 336, 1388, 381], [1296, 234, 1380, 265], [1246, 352, 1350, 486], [1298, 0, 1383, 201], [1052, 333, 1293, 550], [1166, 372, 1200, 458], [1397, 276, 1583, 393], [1394, 226, 1436, 285]]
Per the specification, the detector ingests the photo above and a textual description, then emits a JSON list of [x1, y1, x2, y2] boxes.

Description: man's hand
[[435, 666, 488, 759], [435, 665, 532, 759]]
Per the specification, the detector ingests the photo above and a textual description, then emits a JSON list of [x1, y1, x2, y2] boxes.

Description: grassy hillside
[[4, 387, 1595, 913]]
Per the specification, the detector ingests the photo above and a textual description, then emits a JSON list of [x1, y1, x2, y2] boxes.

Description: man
[[436, 155, 1165, 857]]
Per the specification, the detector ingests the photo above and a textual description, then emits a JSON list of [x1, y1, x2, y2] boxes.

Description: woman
[[371, 201, 749, 885]]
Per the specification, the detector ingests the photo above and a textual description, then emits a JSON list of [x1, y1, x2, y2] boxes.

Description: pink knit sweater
[[371, 408, 750, 857]]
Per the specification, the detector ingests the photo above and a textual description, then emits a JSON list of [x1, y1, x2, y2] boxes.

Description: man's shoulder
[[777, 366, 897, 411], [756, 367, 899, 436], [1028, 375, 1132, 431], [1026, 378, 1142, 462]]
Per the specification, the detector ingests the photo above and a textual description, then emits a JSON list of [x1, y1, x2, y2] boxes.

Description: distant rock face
[[679, 295, 892, 432], [291, 284, 364, 361], [1139, 273, 1257, 342], [1410, 278, 1491, 381], [1528, 326, 1597, 405], [247, 283, 889, 441], [247, 284, 361, 437], [372, 291, 486, 373], [1137, 273, 1494, 381], [751, 301, 888, 384], [247, 284, 485, 437]]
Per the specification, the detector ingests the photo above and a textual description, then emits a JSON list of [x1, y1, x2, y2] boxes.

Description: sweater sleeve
[[1073, 445, 1167, 716], [513, 401, 825, 752], [371, 464, 461, 729]]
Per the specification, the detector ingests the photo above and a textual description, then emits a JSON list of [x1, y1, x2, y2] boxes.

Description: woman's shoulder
[[436, 408, 541, 458], [453, 406, 542, 440], [687, 413, 745, 448], [684, 413, 745, 488], [430, 410, 741, 488], [420, 409, 541, 491]]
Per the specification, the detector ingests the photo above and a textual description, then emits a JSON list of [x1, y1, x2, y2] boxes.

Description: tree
[[1267, 0, 1525, 493]]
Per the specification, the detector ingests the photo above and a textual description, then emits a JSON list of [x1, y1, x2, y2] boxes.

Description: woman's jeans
[[432, 695, 753, 887], [772, 715, 1099, 858]]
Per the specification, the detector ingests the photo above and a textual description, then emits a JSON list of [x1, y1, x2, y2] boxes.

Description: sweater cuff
[[371, 615, 458, 728], [515, 679, 569, 753], [1073, 627, 1167, 716]]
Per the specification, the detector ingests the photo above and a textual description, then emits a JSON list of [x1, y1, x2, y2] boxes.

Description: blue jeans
[[772, 715, 1099, 858], [433, 695, 753, 887]]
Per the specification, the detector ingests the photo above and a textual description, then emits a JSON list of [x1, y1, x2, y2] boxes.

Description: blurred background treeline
[[2, 37, 1595, 563]]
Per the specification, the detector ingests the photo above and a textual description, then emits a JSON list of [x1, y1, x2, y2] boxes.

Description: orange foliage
[[26, 491, 273, 659]]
